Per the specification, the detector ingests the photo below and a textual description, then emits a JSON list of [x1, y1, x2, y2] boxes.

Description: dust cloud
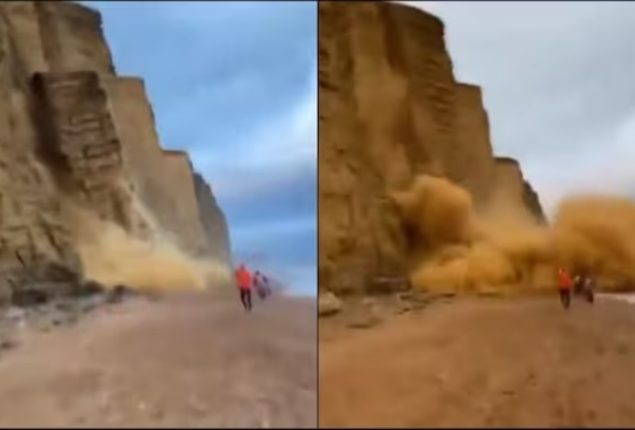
[[392, 175, 635, 294], [61, 201, 230, 293]]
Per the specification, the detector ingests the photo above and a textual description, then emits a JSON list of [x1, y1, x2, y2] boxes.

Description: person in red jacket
[[235, 264, 253, 312], [557, 267, 573, 310]]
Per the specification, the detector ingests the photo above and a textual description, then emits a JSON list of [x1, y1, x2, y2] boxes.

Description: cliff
[[319, 1, 544, 294], [192, 172, 232, 268], [0, 1, 231, 303]]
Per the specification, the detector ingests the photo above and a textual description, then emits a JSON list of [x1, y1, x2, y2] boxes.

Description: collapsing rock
[[397, 174, 635, 293]]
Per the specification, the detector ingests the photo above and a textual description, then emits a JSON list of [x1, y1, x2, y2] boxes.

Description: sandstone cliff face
[[490, 157, 545, 223], [452, 84, 496, 206], [193, 172, 232, 268], [319, 1, 543, 294], [34, 1, 116, 75], [0, 1, 231, 303]]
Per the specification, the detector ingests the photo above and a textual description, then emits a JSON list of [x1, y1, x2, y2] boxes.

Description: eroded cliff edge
[[0, 1, 231, 303], [319, 1, 544, 295]]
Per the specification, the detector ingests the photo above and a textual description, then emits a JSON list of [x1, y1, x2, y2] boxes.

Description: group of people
[[557, 267, 595, 309], [234, 263, 272, 312]]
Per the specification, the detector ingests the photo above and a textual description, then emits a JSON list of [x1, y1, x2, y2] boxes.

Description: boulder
[[319, 292, 342, 317]]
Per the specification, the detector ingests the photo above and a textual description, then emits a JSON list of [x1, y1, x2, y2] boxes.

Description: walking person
[[254, 270, 267, 300], [573, 273, 584, 297], [262, 274, 272, 298], [583, 274, 595, 304], [557, 267, 573, 310], [235, 264, 253, 312]]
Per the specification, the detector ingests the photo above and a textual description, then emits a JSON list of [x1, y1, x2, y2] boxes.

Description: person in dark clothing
[[574, 271, 596, 304], [262, 275, 272, 298], [557, 267, 573, 310], [240, 287, 252, 311], [583, 275, 595, 304], [254, 270, 267, 300], [573, 274, 584, 296]]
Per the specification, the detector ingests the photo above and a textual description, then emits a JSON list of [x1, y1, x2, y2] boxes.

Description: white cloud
[[197, 158, 314, 202], [194, 65, 317, 201], [258, 263, 316, 297], [279, 264, 317, 296], [238, 70, 317, 168], [231, 216, 315, 240]]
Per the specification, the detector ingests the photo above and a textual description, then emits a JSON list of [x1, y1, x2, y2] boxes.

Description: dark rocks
[[347, 316, 382, 329], [8, 279, 104, 307], [105, 284, 136, 304], [395, 290, 456, 314], [367, 277, 411, 295], [22, 301, 86, 332], [398, 290, 433, 306], [0, 337, 16, 351], [11, 286, 50, 307], [77, 280, 106, 296], [0, 279, 137, 350], [0, 261, 85, 307]]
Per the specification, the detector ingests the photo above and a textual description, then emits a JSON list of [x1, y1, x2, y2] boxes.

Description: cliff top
[[55, 1, 103, 25], [384, 1, 445, 30], [495, 156, 521, 166]]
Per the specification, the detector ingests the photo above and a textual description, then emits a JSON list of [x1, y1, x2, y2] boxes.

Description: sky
[[403, 1, 635, 218], [85, 1, 317, 296]]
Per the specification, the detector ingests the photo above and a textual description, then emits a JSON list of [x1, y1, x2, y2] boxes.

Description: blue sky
[[85, 1, 317, 296]]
